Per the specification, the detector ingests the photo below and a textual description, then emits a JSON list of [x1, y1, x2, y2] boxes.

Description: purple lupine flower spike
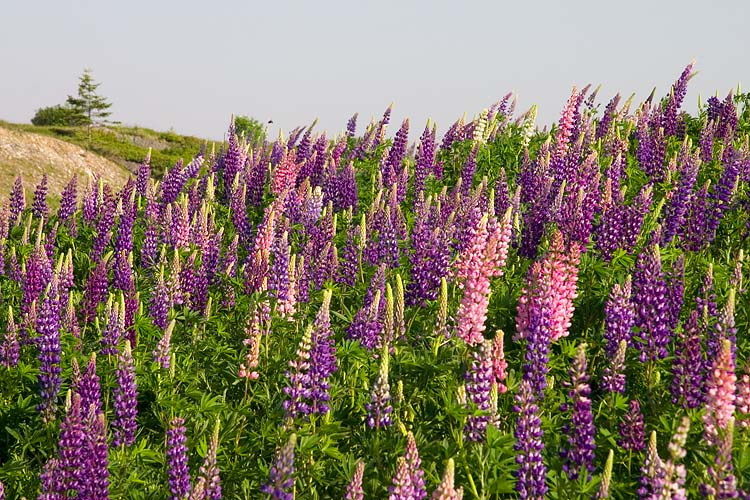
[[58, 176, 78, 222], [167, 417, 191, 500], [345, 461, 365, 500], [113, 340, 138, 447], [366, 345, 393, 429], [136, 149, 152, 197], [603, 277, 635, 358], [632, 244, 671, 362], [671, 310, 705, 409], [195, 419, 221, 499], [58, 391, 85, 493], [0, 306, 19, 368], [513, 379, 547, 499], [464, 339, 494, 442], [618, 400, 645, 451], [37, 281, 61, 422], [283, 325, 313, 420], [601, 339, 627, 394], [262, 433, 296, 500], [32, 174, 49, 219], [9, 176, 26, 226], [81, 411, 109, 499], [308, 290, 336, 415], [153, 319, 176, 370], [560, 343, 595, 480], [72, 353, 102, 417], [346, 113, 358, 138], [389, 457, 415, 500]]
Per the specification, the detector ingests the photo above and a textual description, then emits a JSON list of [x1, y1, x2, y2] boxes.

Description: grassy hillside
[[0, 121, 211, 178]]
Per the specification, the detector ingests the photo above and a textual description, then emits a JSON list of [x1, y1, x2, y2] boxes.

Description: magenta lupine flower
[[167, 417, 192, 500], [37, 282, 61, 422], [737, 363, 750, 429], [515, 230, 580, 344], [464, 339, 494, 442], [560, 343, 595, 481], [405, 432, 427, 500], [58, 176, 78, 222], [671, 310, 705, 409], [454, 210, 512, 345], [366, 347, 393, 429], [389, 457, 415, 500], [9, 176, 26, 226], [513, 379, 547, 500], [601, 339, 627, 394], [153, 319, 176, 370], [262, 433, 296, 500], [703, 338, 736, 447], [345, 461, 364, 500], [491, 331, 508, 393], [431, 459, 463, 500], [0, 306, 19, 367], [632, 244, 671, 362], [603, 277, 634, 358], [272, 151, 301, 197], [113, 340, 138, 447], [618, 400, 646, 452]]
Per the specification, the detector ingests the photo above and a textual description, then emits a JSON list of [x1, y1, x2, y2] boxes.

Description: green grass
[[0, 121, 212, 178]]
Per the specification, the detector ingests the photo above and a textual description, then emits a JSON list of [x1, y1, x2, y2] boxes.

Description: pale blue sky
[[2, 1, 749, 141]]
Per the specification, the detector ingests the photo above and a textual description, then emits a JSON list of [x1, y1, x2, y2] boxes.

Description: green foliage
[[234, 115, 266, 147], [30, 105, 88, 127]]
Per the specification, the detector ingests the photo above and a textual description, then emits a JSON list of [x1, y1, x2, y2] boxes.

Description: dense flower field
[[0, 62, 749, 499]]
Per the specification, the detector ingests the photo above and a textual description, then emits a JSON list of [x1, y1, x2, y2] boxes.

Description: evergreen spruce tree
[[66, 68, 112, 145]]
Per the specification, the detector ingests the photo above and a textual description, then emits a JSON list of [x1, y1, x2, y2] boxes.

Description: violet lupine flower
[[665, 255, 685, 332], [58, 176, 78, 222], [346, 112, 358, 138], [150, 266, 170, 330], [196, 419, 221, 500], [621, 185, 652, 253], [283, 325, 313, 420], [72, 353, 102, 416], [0, 306, 19, 368], [37, 282, 61, 422], [601, 339, 627, 394], [308, 290, 337, 415], [366, 346, 393, 429], [560, 343, 595, 481], [454, 210, 512, 345], [595, 93, 620, 140], [153, 319, 176, 370], [671, 310, 705, 409], [23, 244, 53, 316], [135, 149, 152, 197], [58, 392, 86, 492], [31, 175, 49, 219], [345, 461, 364, 500], [703, 338, 736, 447], [100, 295, 123, 356], [167, 417, 191, 500], [460, 146, 478, 196], [632, 244, 671, 362], [113, 340, 138, 447], [661, 62, 695, 136], [81, 411, 109, 499], [431, 459, 463, 500], [347, 277, 385, 351], [406, 205, 452, 305], [638, 432, 664, 499], [262, 433, 296, 500], [389, 457, 415, 500], [707, 153, 741, 242], [662, 146, 700, 245], [9, 176, 26, 226], [603, 277, 635, 358], [706, 420, 741, 499], [464, 339, 494, 443], [618, 400, 646, 452], [414, 122, 436, 198], [681, 181, 710, 251], [513, 379, 547, 500]]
